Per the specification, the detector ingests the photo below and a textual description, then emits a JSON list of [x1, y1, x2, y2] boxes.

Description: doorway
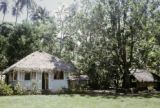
[[42, 73, 48, 90]]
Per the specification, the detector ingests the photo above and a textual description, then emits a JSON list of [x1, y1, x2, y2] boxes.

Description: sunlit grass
[[0, 94, 160, 108]]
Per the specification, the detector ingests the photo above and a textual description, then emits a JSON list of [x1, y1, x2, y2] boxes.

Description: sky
[[0, 0, 74, 23]]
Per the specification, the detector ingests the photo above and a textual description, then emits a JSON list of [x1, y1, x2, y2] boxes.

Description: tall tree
[[0, 22, 14, 71], [31, 6, 49, 23], [15, 0, 36, 21], [12, 4, 20, 25], [55, 5, 68, 56], [65, 0, 160, 89], [0, 0, 8, 23]]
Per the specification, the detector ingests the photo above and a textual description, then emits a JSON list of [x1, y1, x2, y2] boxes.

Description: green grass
[[0, 94, 160, 108]]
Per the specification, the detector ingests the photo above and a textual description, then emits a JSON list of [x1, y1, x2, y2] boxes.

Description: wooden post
[[0, 71, 2, 81]]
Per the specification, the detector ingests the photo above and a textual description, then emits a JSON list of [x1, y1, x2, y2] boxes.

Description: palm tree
[[12, 6, 20, 25], [15, 0, 36, 21], [0, 0, 8, 23], [31, 6, 49, 22]]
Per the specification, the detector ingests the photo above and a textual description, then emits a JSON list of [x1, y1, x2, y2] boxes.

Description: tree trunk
[[0, 71, 2, 81], [122, 67, 130, 89], [59, 21, 64, 57], [15, 6, 19, 25], [15, 14, 18, 25], [2, 13, 5, 23], [26, 0, 29, 22]]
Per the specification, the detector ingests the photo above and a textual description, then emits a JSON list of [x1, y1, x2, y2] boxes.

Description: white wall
[[9, 71, 69, 91], [49, 72, 69, 91], [10, 72, 42, 90]]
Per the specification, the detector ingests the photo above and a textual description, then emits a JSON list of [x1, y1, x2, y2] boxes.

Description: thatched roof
[[3, 51, 76, 74], [130, 69, 160, 82], [68, 75, 89, 81]]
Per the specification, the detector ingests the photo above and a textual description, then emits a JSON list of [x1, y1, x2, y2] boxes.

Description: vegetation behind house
[[0, 0, 160, 90]]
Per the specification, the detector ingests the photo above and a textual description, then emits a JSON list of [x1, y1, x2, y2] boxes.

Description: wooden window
[[9, 72, 13, 81], [25, 73, 30, 80], [32, 72, 36, 80], [13, 72, 17, 80], [9, 72, 17, 81], [54, 71, 64, 80]]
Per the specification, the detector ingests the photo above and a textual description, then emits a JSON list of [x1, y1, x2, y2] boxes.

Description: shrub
[[0, 81, 13, 96], [14, 82, 24, 95], [30, 81, 41, 95], [14, 81, 41, 95]]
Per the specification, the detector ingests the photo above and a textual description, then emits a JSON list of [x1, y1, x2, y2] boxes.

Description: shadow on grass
[[42, 89, 160, 99], [56, 92, 160, 99], [82, 93, 160, 99]]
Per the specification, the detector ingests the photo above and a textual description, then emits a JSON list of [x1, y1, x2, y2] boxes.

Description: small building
[[68, 75, 89, 89], [2, 51, 76, 91], [130, 69, 160, 90]]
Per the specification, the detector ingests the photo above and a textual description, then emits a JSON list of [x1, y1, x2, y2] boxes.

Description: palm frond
[[12, 7, 20, 16], [15, 0, 36, 11], [0, 1, 8, 14]]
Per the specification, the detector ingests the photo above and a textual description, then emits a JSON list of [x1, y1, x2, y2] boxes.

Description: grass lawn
[[0, 94, 160, 108]]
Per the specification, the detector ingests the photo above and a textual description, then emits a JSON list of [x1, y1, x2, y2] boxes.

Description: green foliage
[[30, 81, 41, 95], [0, 0, 160, 90], [0, 81, 13, 96], [0, 35, 8, 70], [6, 23, 40, 65], [0, 19, 57, 68], [14, 81, 41, 95], [64, 0, 160, 89], [31, 6, 50, 23], [14, 82, 24, 95]]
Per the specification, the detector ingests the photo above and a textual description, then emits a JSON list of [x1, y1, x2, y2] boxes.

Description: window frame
[[9, 72, 17, 81], [24, 73, 31, 80], [13, 72, 17, 81], [31, 72, 36, 80], [54, 71, 64, 80]]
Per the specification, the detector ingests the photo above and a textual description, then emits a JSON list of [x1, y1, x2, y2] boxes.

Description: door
[[42, 73, 48, 90], [5, 74, 9, 84]]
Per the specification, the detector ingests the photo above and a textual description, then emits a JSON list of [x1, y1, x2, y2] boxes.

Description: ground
[[0, 94, 160, 108]]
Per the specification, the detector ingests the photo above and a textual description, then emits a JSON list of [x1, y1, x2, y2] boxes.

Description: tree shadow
[[56, 92, 160, 99]]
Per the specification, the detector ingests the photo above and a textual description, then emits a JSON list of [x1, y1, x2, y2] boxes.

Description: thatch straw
[[68, 75, 89, 81], [130, 69, 160, 82], [3, 51, 76, 74]]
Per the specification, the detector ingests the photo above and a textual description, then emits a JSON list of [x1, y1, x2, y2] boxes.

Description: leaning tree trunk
[[26, 0, 29, 22], [15, 6, 19, 25], [2, 13, 5, 23], [15, 14, 18, 25]]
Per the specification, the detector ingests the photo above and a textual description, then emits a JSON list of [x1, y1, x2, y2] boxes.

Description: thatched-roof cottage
[[3, 51, 76, 91], [130, 69, 160, 90], [68, 75, 89, 89]]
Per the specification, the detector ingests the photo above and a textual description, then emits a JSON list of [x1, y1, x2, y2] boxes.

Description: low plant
[[14, 82, 24, 95], [0, 81, 13, 96], [30, 81, 41, 95]]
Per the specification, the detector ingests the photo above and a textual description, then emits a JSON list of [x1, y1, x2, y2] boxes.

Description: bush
[[14, 81, 41, 95], [14, 82, 24, 95], [0, 81, 13, 96], [30, 81, 41, 95]]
